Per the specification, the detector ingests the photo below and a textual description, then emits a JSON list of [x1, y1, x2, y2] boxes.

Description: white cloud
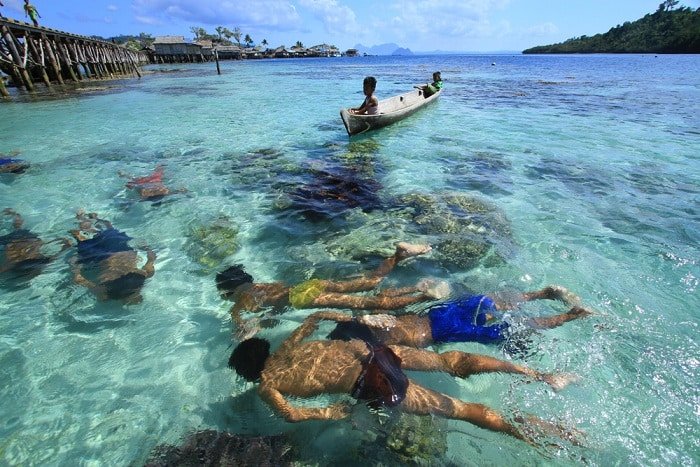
[[526, 22, 559, 36], [107, 5, 118, 12], [298, 0, 358, 34], [135, 15, 162, 26], [131, 0, 302, 30], [355, 0, 514, 50], [381, 0, 510, 41]]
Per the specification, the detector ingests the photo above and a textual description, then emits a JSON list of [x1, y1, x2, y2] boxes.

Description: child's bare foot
[[395, 242, 431, 260], [417, 278, 451, 300], [541, 373, 581, 391]]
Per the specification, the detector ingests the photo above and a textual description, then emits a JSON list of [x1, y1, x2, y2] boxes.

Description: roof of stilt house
[[153, 36, 187, 44]]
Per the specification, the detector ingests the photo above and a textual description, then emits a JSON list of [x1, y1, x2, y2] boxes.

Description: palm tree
[[232, 27, 242, 47], [295, 40, 304, 49], [222, 27, 233, 45], [261, 39, 268, 48], [190, 26, 201, 40], [138, 32, 154, 48], [215, 26, 225, 42], [244, 34, 253, 47]]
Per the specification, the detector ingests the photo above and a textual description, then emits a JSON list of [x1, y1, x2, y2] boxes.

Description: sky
[[1, 0, 698, 52]]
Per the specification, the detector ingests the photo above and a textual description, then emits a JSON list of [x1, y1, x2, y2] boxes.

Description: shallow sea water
[[0, 54, 698, 465]]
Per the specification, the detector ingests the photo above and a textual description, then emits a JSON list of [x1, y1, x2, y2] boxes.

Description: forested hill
[[523, 2, 700, 54]]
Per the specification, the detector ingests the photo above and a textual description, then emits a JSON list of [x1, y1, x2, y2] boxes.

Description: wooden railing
[[0, 17, 148, 98]]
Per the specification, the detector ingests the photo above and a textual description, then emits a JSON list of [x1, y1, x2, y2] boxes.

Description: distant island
[[352, 43, 413, 56], [523, 1, 700, 54]]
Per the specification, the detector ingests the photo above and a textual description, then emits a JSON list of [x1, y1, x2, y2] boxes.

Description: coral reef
[[357, 412, 448, 465], [185, 217, 239, 271], [144, 429, 295, 466]]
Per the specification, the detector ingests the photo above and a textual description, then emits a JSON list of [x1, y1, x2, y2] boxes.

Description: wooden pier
[[0, 17, 149, 98]]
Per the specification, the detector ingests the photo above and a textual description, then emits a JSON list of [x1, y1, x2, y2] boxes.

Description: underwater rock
[[282, 165, 384, 222], [185, 217, 239, 272], [224, 147, 303, 189], [357, 412, 448, 465], [397, 192, 513, 271], [321, 192, 513, 271], [322, 210, 412, 260], [144, 429, 294, 466]]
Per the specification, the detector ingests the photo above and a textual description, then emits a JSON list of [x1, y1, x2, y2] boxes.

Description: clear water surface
[[0, 54, 698, 466]]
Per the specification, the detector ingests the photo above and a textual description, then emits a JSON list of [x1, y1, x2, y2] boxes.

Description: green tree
[[523, 5, 700, 54], [244, 34, 253, 47], [658, 0, 679, 12], [261, 39, 268, 48], [215, 26, 225, 42], [138, 32, 154, 48], [232, 27, 242, 46], [295, 40, 304, 48], [190, 26, 202, 40]]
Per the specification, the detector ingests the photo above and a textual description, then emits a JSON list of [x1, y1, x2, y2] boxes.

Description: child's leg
[[320, 242, 432, 294], [312, 291, 431, 310]]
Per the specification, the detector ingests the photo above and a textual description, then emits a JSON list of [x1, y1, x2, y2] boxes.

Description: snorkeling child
[[349, 76, 379, 115], [228, 310, 582, 445], [216, 242, 450, 340], [69, 210, 155, 303], [328, 286, 593, 358]]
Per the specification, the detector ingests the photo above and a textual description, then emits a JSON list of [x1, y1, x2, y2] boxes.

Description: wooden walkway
[[0, 17, 149, 98]]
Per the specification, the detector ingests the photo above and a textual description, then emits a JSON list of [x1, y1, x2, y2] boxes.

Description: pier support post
[[1, 25, 35, 91]]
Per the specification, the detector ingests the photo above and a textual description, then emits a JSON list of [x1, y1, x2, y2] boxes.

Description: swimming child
[[229, 310, 582, 445], [216, 242, 450, 340], [328, 286, 593, 358], [69, 210, 156, 303], [0, 157, 30, 174], [1, 208, 70, 279], [120, 165, 187, 202]]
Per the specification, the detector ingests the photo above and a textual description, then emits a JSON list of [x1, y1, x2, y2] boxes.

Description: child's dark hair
[[229, 337, 270, 382], [363, 76, 377, 90], [103, 272, 145, 300], [216, 265, 253, 295]]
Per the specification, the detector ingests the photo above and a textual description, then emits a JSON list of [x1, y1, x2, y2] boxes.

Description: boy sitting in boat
[[349, 76, 379, 115], [420, 71, 443, 98]]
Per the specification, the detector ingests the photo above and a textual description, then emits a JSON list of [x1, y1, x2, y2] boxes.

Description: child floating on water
[[216, 242, 450, 340]]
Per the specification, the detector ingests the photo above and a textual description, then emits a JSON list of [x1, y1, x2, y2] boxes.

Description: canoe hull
[[340, 88, 441, 136]]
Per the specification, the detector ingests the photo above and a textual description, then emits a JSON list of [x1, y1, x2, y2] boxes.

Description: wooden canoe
[[340, 87, 441, 136]]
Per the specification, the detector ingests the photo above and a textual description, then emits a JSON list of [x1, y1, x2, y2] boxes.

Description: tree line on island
[[523, 1, 700, 54], [91, 26, 326, 54]]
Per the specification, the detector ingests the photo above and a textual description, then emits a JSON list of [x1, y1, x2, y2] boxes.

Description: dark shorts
[[352, 343, 408, 409], [77, 228, 132, 264]]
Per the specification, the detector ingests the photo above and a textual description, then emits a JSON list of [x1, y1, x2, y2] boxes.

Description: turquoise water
[[1, 54, 698, 465]]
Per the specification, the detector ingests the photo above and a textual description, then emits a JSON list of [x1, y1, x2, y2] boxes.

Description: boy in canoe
[[349, 76, 379, 115], [421, 71, 443, 97]]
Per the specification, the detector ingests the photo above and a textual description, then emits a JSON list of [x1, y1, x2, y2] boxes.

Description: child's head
[[363, 76, 377, 95], [433, 71, 441, 82]]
